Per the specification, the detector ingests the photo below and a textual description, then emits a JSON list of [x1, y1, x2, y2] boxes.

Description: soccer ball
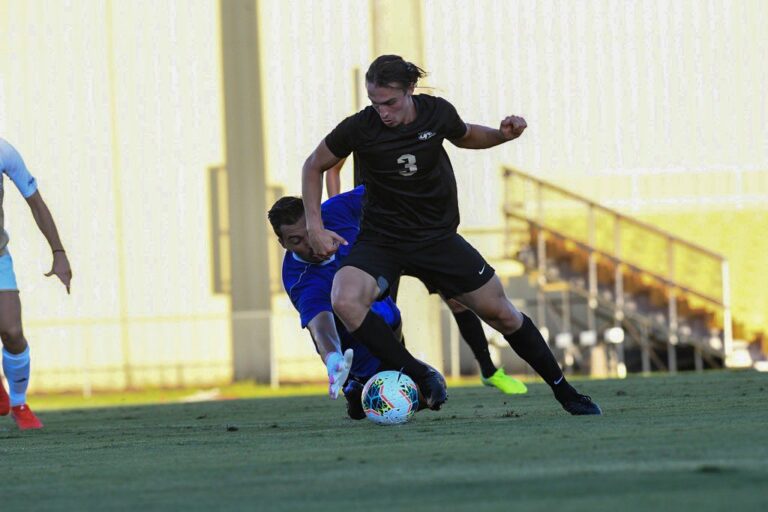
[[361, 370, 420, 425]]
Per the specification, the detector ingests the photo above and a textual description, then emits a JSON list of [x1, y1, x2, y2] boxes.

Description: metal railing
[[503, 167, 732, 362]]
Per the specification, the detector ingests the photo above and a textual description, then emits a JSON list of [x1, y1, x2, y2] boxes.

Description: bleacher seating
[[501, 167, 765, 373]]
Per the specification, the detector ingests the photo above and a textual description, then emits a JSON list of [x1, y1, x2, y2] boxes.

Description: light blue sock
[[2, 346, 30, 407]]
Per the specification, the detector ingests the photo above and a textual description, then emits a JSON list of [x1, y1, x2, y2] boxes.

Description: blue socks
[[2, 346, 30, 407]]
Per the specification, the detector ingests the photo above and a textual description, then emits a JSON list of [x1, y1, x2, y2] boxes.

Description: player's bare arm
[[324, 157, 347, 198], [450, 115, 527, 149], [25, 190, 72, 294], [307, 311, 353, 399], [302, 140, 347, 258], [306, 311, 344, 361]]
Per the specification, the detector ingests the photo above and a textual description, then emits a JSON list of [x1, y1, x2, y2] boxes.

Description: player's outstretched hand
[[45, 251, 72, 294], [326, 348, 354, 399], [500, 115, 527, 140], [307, 228, 347, 260]]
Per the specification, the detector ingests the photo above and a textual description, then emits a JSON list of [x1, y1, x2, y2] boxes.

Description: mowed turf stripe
[[0, 370, 766, 512]]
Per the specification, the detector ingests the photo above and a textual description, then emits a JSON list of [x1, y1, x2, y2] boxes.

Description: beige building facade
[[0, 0, 765, 392]]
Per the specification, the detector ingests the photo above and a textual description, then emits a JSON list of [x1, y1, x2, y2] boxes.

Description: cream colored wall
[[422, 0, 768, 221], [0, 0, 230, 391], [258, 0, 450, 380], [258, 0, 372, 381], [263, 0, 768, 379], [3, 0, 765, 392], [421, 0, 768, 335]]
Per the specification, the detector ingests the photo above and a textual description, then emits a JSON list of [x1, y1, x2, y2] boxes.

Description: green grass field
[[2, 371, 767, 511]]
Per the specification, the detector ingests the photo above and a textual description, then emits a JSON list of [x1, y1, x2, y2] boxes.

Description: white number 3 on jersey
[[397, 154, 418, 176]]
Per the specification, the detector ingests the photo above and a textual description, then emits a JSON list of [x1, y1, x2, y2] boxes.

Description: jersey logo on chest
[[417, 130, 436, 141]]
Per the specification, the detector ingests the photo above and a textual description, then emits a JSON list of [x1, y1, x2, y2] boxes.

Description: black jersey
[[325, 94, 468, 244]]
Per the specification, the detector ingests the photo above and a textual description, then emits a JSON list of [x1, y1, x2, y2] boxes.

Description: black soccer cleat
[[417, 368, 448, 411], [343, 380, 366, 420], [557, 392, 602, 415], [553, 381, 602, 415]]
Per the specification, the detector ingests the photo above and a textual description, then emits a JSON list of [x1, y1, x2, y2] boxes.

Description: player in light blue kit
[[0, 138, 72, 430], [269, 186, 404, 419]]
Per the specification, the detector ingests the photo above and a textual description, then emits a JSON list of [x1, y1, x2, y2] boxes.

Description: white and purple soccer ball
[[361, 371, 420, 425]]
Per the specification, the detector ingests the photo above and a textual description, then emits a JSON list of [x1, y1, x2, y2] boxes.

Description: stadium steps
[[501, 167, 739, 374]]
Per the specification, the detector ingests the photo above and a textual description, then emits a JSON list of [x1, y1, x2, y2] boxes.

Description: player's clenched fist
[[308, 227, 347, 260], [500, 115, 527, 140]]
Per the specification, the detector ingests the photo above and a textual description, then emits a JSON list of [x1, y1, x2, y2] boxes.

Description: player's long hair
[[365, 55, 427, 91], [267, 196, 304, 238]]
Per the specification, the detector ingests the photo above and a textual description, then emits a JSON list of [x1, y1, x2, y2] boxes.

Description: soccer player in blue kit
[[268, 186, 407, 419], [0, 138, 72, 429], [302, 55, 601, 415], [269, 185, 528, 419]]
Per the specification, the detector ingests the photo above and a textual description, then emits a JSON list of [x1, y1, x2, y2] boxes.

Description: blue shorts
[[0, 251, 18, 291]]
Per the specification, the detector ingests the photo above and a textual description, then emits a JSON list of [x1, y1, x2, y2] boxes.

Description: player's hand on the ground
[[326, 348, 353, 399], [307, 228, 347, 259], [45, 251, 72, 294], [500, 115, 527, 140]]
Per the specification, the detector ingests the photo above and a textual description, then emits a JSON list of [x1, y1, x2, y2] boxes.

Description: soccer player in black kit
[[302, 55, 601, 415]]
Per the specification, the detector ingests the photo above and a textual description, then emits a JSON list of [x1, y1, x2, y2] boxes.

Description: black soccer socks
[[503, 313, 564, 386], [452, 310, 497, 378], [350, 310, 429, 380]]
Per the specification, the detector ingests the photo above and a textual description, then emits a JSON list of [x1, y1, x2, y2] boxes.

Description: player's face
[[278, 215, 325, 263], [366, 82, 416, 127]]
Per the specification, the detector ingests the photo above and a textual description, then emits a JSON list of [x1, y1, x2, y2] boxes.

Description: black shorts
[[340, 234, 495, 300]]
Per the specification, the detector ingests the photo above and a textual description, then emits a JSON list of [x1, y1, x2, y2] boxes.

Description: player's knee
[[498, 306, 524, 335], [331, 292, 366, 324], [482, 303, 523, 335], [0, 324, 25, 345]]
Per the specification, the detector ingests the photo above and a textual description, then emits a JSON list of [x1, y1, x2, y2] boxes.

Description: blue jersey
[[282, 186, 400, 379]]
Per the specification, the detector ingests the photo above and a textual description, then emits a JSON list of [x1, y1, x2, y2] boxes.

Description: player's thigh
[[0, 291, 23, 338], [454, 275, 523, 333], [331, 265, 380, 307]]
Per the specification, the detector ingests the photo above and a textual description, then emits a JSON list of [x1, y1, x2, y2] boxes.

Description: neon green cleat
[[481, 368, 528, 395]]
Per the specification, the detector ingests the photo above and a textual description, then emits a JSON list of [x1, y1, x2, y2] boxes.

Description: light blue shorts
[[0, 251, 19, 291]]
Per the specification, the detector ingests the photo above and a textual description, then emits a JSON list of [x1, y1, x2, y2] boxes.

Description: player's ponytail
[[365, 55, 426, 90]]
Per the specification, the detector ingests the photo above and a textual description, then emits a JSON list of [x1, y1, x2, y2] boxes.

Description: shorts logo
[[478, 264, 486, 275], [417, 131, 436, 141]]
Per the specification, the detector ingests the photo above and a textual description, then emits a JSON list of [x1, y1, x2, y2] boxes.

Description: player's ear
[[276, 233, 286, 249]]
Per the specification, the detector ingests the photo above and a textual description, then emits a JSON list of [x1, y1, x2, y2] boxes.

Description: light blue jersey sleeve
[[0, 139, 39, 198]]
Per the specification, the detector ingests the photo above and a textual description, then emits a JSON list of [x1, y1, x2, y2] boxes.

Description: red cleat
[[0, 379, 9, 416], [11, 404, 43, 430]]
